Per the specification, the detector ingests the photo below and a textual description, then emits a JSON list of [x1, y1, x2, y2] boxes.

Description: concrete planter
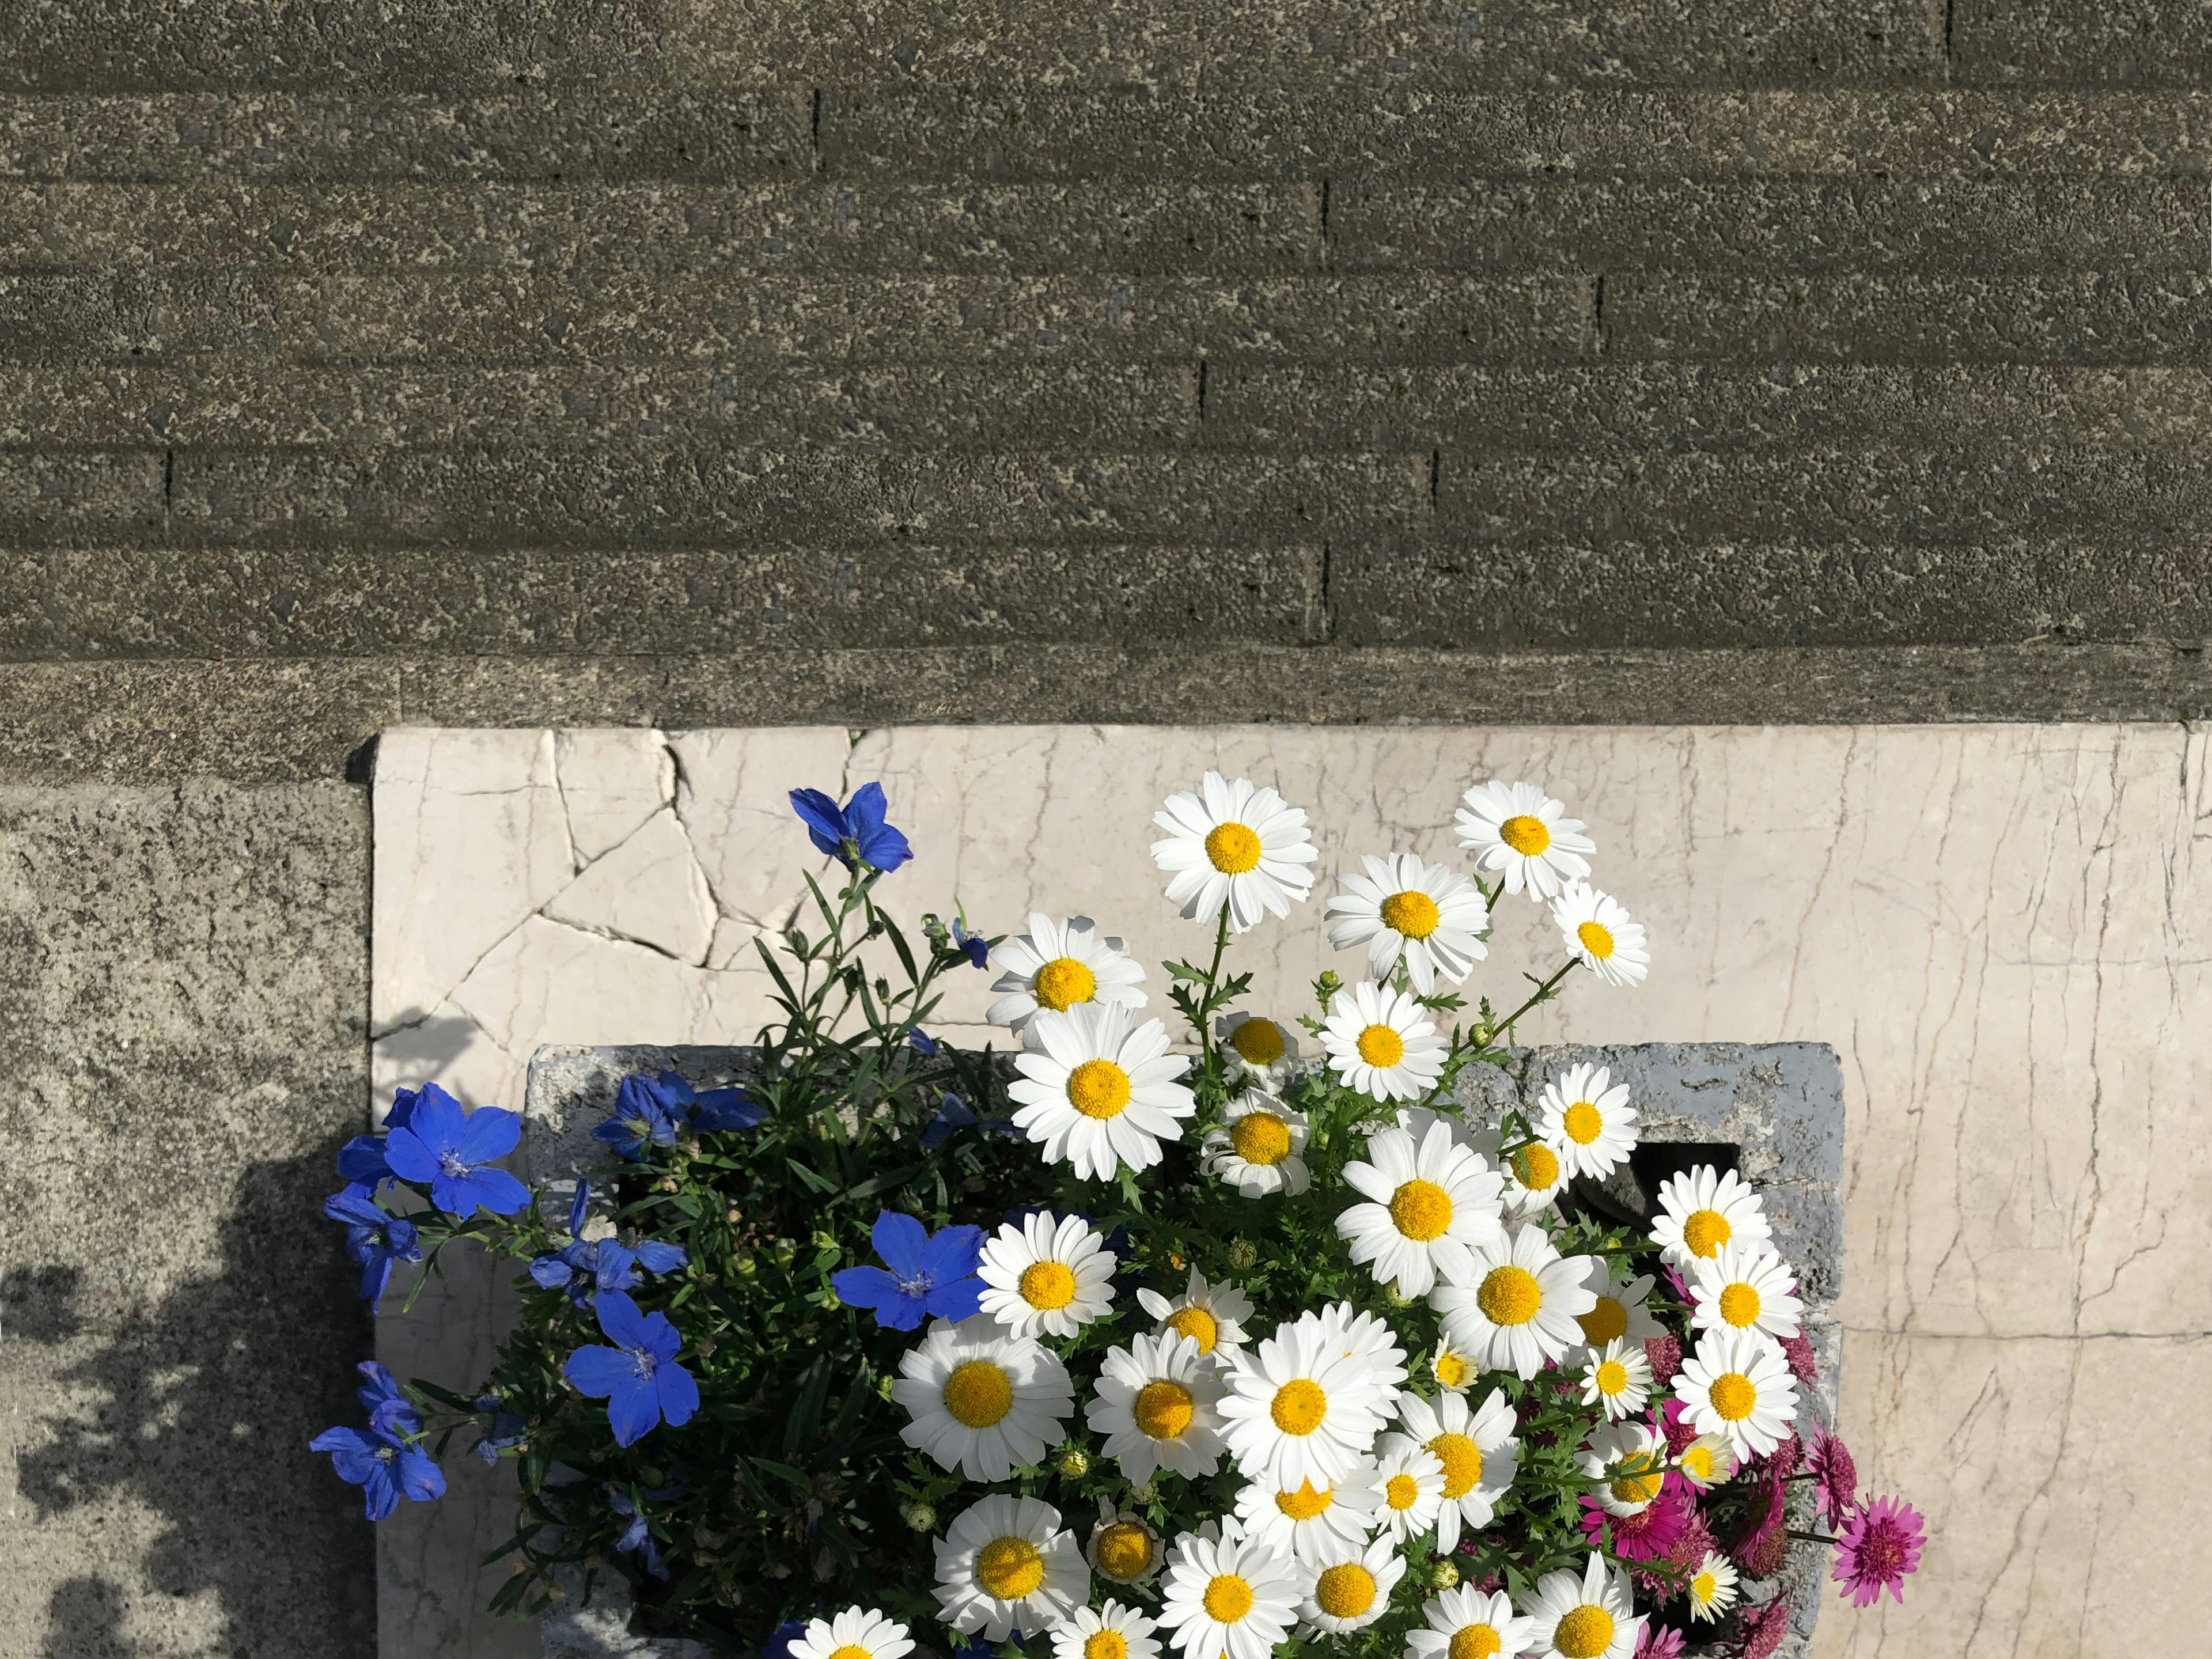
[[520, 1042, 1844, 1659]]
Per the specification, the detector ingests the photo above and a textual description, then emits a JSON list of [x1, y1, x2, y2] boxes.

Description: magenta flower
[[1633, 1623, 1684, 1658], [1778, 1331, 1819, 1382], [1657, 1395, 1698, 1456], [1806, 1430, 1858, 1529], [1645, 1332, 1682, 1385], [1581, 1483, 1690, 1563], [1736, 1596, 1793, 1659], [1832, 1494, 1924, 1607]]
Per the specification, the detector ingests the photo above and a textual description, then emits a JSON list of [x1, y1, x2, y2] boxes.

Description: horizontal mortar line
[[1840, 1325, 2212, 1341]]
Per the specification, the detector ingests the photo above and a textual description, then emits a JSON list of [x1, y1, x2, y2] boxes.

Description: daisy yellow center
[[1595, 1359, 1630, 1396], [1270, 1378, 1327, 1435], [1202, 1574, 1255, 1623], [1230, 1111, 1293, 1166], [1682, 1208, 1732, 1257], [1095, 1522, 1153, 1580], [1389, 1179, 1453, 1240], [1611, 1456, 1663, 1506], [1314, 1563, 1377, 1619], [1499, 814, 1551, 855], [1554, 1605, 1615, 1659], [1356, 1023, 1405, 1067], [1379, 889, 1441, 939], [1433, 1349, 1469, 1388], [1576, 921, 1616, 960], [1230, 1018, 1285, 1064], [1577, 1296, 1628, 1345], [1476, 1264, 1542, 1325], [942, 1360, 1014, 1427], [1033, 956, 1097, 1011], [1692, 1572, 1717, 1605], [1427, 1431, 1482, 1498], [976, 1536, 1044, 1600], [1018, 1260, 1077, 1310], [1085, 1635, 1127, 1659], [1449, 1627, 1502, 1659], [1134, 1380, 1195, 1440], [1718, 1283, 1762, 1327], [829, 1646, 870, 1659], [1385, 1472, 1419, 1511], [1709, 1372, 1757, 1421], [1164, 1305, 1219, 1353], [1511, 1143, 1559, 1190], [1205, 823, 1263, 874], [1680, 1444, 1717, 1482], [1275, 1480, 1332, 1520], [1562, 1101, 1603, 1144], [1067, 1058, 1132, 1119]]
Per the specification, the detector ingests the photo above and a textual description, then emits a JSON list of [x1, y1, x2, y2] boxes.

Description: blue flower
[[594, 1070, 764, 1158], [607, 1476, 686, 1580], [789, 781, 912, 873], [379, 1084, 529, 1217], [472, 1396, 528, 1467], [323, 1184, 424, 1304], [311, 1422, 446, 1521], [908, 1028, 940, 1059], [921, 1092, 1014, 1150], [354, 1360, 421, 1437], [766, 1620, 808, 1659], [952, 916, 991, 969], [563, 1291, 700, 1448], [528, 1180, 689, 1306], [334, 1085, 422, 1188], [828, 1210, 983, 1330]]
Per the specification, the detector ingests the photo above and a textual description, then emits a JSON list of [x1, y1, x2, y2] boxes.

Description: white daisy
[[1369, 1434, 1446, 1546], [1575, 1338, 1653, 1424], [1086, 1499, 1166, 1589], [1674, 1433, 1738, 1491], [1325, 852, 1491, 995], [893, 1314, 1074, 1482], [1575, 1422, 1668, 1517], [1217, 1308, 1396, 1490], [1534, 1063, 1639, 1182], [1687, 1244, 1804, 1344], [1319, 981, 1447, 1104], [1215, 1012, 1303, 1085], [1137, 1267, 1255, 1363], [1648, 1165, 1771, 1272], [1010, 1003, 1196, 1182], [1570, 1262, 1663, 1352], [789, 1607, 914, 1659], [1683, 1550, 1740, 1624], [1203, 1089, 1312, 1198], [1428, 1336, 1478, 1395], [1232, 1464, 1381, 1566], [1151, 772, 1318, 934], [1051, 1599, 1164, 1659], [1550, 883, 1649, 988], [1157, 1524, 1302, 1659], [1297, 1533, 1406, 1635], [978, 1210, 1119, 1339], [933, 1493, 1089, 1641], [1396, 1103, 1481, 1153], [1336, 1119, 1506, 1298], [1523, 1554, 1643, 1659], [1675, 1328, 1800, 1460], [1406, 1586, 1540, 1659], [1088, 1332, 1229, 1484], [1431, 1226, 1598, 1381], [1499, 1136, 1566, 1217], [1315, 1302, 1411, 1391], [987, 912, 1149, 1031], [1455, 779, 1595, 902], [1395, 1387, 1518, 1548]]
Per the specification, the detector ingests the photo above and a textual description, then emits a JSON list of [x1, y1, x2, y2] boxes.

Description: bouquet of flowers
[[316, 770, 1921, 1659]]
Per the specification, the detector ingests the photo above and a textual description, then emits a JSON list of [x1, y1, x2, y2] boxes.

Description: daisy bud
[[1055, 1448, 1091, 1479], [1127, 1479, 1159, 1505], [1429, 1560, 1460, 1590], [1227, 1238, 1259, 1271], [902, 1502, 936, 1532], [876, 1375, 896, 1402], [1383, 1283, 1414, 1308]]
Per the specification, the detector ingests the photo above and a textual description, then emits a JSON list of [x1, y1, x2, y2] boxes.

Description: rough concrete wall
[[1, 4, 2211, 781]]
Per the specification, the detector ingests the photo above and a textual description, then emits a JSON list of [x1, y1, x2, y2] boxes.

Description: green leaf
[[782, 1357, 833, 1456]]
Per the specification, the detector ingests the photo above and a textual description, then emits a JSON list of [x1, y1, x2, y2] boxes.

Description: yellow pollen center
[[1611, 1456, 1663, 1506], [1274, 1480, 1332, 1520], [1709, 1372, 1757, 1421], [1681, 1445, 1715, 1482], [1595, 1359, 1630, 1396], [1230, 1018, 1285, 1065], [1094, 1522, 1153, 1581], [1511, 1143, 1560, 1191], [1576, 921, 1616, 959], [1718, 1282, 1762, 1327], [1499, 814, 1551, 855], [1476, 1264, 1542, 1325], [1066, 1058, 1132, 1119], [1554, 1605, 1615, 1659], [1428, 1431, 1482, 1498], [1385, 1472, 1419, 1511], [1085, 1634, 1127, 1659], [1355, 1023, 1405, 1067], [1230, 1111, 1293, 1166], [1313, 1563, 1377, 1619], [1389, 1178, 1453, 1240], [1577, 1296, 1628, 1345], [1018, 1260, 1077, 1310], [1032, 956, 1097, 1011], [1692, 1573, 1717, 1605], [1270, 1378, 1327, 1435], [1165, 1306, 1220, 1353], [1682, 1208, 1732, 1257], [1449, 1626, 1502, 1659], [1562, 1101, 1603, 1144], [942, 1360, 1014, 1427], [976, 1535, 1044, 1601], [1133, 1380, 1195, 1440], [1205, 823, 1263, 874], [828, 1647, 870, 1659], [1433, 1350, 1469, 1388], [1379, 889, 1442, 939], [1202, 1574, 1255, 1623]]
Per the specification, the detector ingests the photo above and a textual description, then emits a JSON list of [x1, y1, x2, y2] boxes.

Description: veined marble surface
[[372, 722, 2210, 1659]]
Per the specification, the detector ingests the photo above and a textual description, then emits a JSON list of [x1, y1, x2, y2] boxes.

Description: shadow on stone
[[40, 1577, 134, 1659]]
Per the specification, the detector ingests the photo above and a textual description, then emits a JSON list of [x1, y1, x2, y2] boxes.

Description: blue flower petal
[[920, 1222, 984, 1282], [461, 1166, 531, 1217], [869, 1209, 930, 1279], [406, 1086, 468, 1156], [592, 1290, 651, 1350], [655, 1359, 700, 1429], [604, 1374, 662, 1446], [380, 1126, 441, 1184], [396, 1445, 446, 1503], [923, 1277, 984, 1323], [336, 1135, 393, 1185], [323, 1184, 388, 1227], [529, 1255, 576, 1289], [788, 787, 850, 859], [384, 1086, 421, 1132], [855, 820, 912, 873], [360, 1253, 397, 1303], [359, 1461, 400, 1520], [637, 1308, 684, 1365], [563, 1343, 638, 1398], [568, 1180, 592, 1238], [635, 1241, 687, 1274], [828, 1264, 907, 1317], [454, 1104, 522, 1165]]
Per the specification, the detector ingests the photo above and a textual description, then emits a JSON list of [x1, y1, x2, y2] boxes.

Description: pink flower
[[1581, 1483, 1691, 1563], [1645, 1332, 1682, 1384], [1657, 1395, 1699, 1455], [1753, 1431, 1802, 1479], [1806, 1431, 1858, 1529], [1832, 1494, 1925, 1608], [1633, 1623, 1685, 1658], [1735, 1596, 1793, 1659], [1778, 1331, 1819, 1382], [1665, 1508, 1717, 1579]]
